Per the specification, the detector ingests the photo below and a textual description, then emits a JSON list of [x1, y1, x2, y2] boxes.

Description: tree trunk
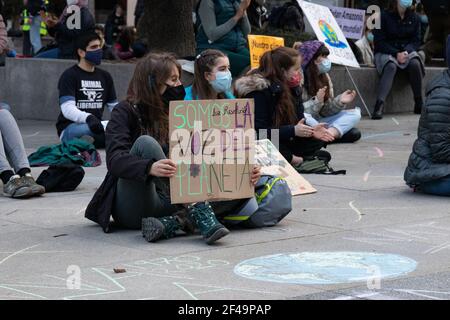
[[138, 0, 196, 58]]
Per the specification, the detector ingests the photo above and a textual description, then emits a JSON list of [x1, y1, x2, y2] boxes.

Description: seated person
[[114, 27, 137, 61], [404, 36, 450, 197], [94, 24, 117, 61], [56, 33, 118, 148], [298, 41, 362, 143], [0, 109, 45, 199]]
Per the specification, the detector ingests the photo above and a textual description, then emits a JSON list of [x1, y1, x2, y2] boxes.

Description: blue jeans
[[35, 48, 60, 59], [305, 108, 362, 137], [29, 16, 43, 55], [61, 123, 95, 142], [419, 176, 450, 197], [0, 102, 11, 112]]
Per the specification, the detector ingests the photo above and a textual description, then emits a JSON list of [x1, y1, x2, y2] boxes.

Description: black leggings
[[377, 58, 423, 102], [279, 138, 326, 163]]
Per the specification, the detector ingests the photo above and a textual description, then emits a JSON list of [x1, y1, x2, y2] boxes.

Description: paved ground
[[0, 114, 449, 300]]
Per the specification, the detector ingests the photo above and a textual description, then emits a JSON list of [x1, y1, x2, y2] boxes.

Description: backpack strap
[[256, 177, 284, 204]]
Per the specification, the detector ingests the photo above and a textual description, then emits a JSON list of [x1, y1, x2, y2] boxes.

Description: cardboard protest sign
[[329, 6, 366, 40], [255, 140, 317, 196], [297, 0, 360, 68], [248, 35, 285, 69], [169, 99, 256, 204]]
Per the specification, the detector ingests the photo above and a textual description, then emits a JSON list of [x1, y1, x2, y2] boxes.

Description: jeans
[[61, 123, 106, 148], [305, 108, 362, 137], [35, 48, 60, 59], [29, 16, 43, 55], [419, 176, 450, 197], [0, 109, 30, 174]]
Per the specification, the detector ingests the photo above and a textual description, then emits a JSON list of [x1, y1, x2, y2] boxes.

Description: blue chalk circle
[[234, 252, 417, 285]]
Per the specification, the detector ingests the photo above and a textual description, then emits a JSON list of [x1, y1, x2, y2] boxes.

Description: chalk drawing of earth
[[234, 252, 417, 285]]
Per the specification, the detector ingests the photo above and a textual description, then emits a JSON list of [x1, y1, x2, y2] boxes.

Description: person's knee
[[132, 135, 164, 157], [384, 62, 397, 74]]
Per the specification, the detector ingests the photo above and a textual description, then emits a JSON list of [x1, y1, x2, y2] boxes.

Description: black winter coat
[[374, 10, 421, 56], [85, 101, 157, 232], [404, 70, 450, 187]]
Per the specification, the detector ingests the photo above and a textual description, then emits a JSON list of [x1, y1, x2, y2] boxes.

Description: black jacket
[[49, 7, 95, 59], [234, 73, 304, 142], [404, 70, 450, 187], [85, 101, 156, 232], [374, 10, 421, 56]]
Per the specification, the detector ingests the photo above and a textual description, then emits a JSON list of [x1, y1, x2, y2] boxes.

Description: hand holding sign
[[251, 166, 262, 186], [150, 159, 177, 178]]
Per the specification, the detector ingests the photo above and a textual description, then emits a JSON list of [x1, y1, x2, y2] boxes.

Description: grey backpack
[[243, 175, 292, 228]]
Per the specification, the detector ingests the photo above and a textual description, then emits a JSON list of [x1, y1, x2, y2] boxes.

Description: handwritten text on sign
[[248, 35, 285, 69], [169, 99, 256, 204]]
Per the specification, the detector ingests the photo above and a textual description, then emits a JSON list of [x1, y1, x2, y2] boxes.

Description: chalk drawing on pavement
[[234, 252, 417, 285]]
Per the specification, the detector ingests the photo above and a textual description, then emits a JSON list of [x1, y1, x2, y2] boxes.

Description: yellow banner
[[248, 35, 285, 69]]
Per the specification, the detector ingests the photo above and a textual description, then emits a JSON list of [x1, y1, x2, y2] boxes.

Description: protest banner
[[255, 140, 317, 196], [248, 35, 285, 69], [329, 6, 366, 40], [169, 99, 256, 204], [297, 0, 360, 68]]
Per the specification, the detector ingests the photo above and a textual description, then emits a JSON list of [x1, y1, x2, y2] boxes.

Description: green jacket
[[28, 139, 101, 167], [196, 0, 250, 52]]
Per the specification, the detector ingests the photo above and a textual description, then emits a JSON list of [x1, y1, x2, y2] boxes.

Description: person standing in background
[[421, 0, 450, 63], [105, 4, 126, 46]]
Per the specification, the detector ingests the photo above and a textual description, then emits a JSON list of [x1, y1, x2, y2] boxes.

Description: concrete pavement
[[0, 114, 449, 300]]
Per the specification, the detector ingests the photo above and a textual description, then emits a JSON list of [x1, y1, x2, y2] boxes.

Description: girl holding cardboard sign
[[86, 52, 261, 245]]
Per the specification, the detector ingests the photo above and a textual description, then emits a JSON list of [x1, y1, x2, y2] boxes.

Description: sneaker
[[3, 175, 33, 199], [21, 174, 45, 196], [187, 202, 230, 245]]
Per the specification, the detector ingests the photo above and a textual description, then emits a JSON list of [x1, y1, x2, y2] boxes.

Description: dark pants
[[279, 138, 326, 163], [377, 59, 423, 103], [422, 14, 450, 60], [112, 135, 250, 229]]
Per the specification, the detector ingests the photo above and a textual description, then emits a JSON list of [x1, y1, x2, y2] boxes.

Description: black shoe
[[372, 100, 384, 120], [334, 128, 362, 144], [312, 150, 332, 163], [414, 97, 423, 115]]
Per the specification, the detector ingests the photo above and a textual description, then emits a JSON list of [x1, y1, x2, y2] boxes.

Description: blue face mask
[[420, 15, 429, 24], [318, 59, 332, 75], [367, 32, 374, 42], [85, 49, 103, 66], [399, 0, 412, 9], [209, 70, 232, 93]]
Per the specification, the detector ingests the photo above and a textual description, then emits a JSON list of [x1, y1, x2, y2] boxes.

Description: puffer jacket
[[404, 70, 450, 187]]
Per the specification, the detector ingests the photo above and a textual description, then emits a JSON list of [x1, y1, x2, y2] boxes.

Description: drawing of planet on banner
[[319, 20, 347, 49], [234, 252, 417, 284]]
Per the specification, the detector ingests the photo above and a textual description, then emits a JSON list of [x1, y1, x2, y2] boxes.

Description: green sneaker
[[21, 174, 45, 197], [188, 202, 230, 245], [3, 175, 33, 199], [142, 211, 196, 243]]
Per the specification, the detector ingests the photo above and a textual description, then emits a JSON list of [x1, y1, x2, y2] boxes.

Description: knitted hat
[[298, 40, 325, 68], [447, 35, 450, 69]]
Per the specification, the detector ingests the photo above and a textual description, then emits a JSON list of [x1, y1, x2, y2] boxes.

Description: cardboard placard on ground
[[329, 6, 366, 40], [169, 99, 256, 204], [297, 0, 360, 68], [248, 35, 285, 69], [255, 139, 317, 196]]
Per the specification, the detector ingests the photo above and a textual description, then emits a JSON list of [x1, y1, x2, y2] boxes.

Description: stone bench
[[0, 57, 447, 121]]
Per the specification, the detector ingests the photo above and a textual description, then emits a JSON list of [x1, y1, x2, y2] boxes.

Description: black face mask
[[162, 84, 186, 104]]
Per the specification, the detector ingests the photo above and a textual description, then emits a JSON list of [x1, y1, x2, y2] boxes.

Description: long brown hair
[[192, 49, 227, 100], [257, 47, 300, 127], [304, 45, 331, 101], [127, 52, 181, 144]]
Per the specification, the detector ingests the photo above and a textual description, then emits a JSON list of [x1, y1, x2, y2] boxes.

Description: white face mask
[[67, 0, 78, 6]]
